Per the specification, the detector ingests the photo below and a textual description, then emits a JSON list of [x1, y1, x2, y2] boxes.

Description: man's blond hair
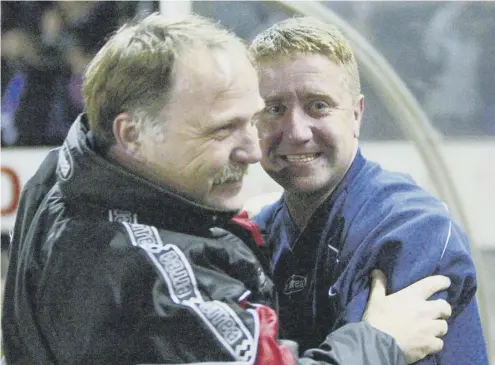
[[83, 12, 247, 149], [249, 16, 361, 99]]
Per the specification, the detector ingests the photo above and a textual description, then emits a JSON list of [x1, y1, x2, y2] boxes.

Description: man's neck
[[285, 187, 334, 231]]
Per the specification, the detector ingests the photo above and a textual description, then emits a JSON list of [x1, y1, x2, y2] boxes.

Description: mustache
[[212, 165, 248, 185]]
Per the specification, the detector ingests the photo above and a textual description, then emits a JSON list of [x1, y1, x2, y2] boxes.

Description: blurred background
[[1, 1, 494, 362]]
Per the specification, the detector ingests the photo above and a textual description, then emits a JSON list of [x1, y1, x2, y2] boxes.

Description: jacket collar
[[56, 114, 237, 230], [311, 148, 366, 212]]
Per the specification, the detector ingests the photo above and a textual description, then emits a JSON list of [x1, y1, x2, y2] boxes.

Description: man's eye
[[212, 125, 233, 139], [264, 104, 286, 116], [307, 101, 330, 114], [217, 125, 232, 132]]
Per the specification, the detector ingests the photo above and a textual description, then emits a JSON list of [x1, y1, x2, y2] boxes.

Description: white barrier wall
[[2, 141, 494, 248]]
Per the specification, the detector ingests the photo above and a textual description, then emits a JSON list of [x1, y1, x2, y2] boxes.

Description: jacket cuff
[[298, 322, 407, 365]]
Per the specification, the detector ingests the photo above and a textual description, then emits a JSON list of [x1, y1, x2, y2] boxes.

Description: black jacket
[[2, 114, 406, 365]]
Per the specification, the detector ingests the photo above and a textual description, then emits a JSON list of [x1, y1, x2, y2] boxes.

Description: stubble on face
[[256, 54, 362, 225]]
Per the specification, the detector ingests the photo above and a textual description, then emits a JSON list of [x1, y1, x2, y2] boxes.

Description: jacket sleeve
[[120, 222, 296, 365], [297, 322, 407, 365], [331, 189, 489, 365]]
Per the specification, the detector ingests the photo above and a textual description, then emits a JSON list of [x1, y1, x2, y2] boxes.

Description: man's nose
[[231, 124, 262, 164], [282, 107, 313, 144]]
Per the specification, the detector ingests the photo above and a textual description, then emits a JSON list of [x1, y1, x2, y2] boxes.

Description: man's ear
[[353, 94, 364, 139], [112, 112, 140, 155]]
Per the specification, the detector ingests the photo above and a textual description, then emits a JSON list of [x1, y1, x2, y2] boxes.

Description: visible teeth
[[285, 154, 318, 163]]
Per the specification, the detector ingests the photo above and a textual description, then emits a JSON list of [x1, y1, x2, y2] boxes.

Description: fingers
[[407, 275, 451, 299], [369, 269, 387, 300], [428, 337, 445, 355], [409, 320, 447, 363], [427, 299, 452, 320], [409, 338, 445, 363], [432, 319, 449, 338]]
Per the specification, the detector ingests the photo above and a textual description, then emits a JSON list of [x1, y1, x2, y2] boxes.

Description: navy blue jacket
[[254, 149, 488, 365]]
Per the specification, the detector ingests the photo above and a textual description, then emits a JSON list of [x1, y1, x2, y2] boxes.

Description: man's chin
[[206, 187, 245, 212], [207, 199, 244, 212], [281, 178, 329, 196]]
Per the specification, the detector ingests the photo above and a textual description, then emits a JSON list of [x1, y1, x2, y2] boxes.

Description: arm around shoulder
[[337, 200, 487, 364]]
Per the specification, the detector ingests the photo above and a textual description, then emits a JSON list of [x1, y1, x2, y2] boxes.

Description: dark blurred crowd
[[1, 1, 148, 147], [1, 1, 494, 146]]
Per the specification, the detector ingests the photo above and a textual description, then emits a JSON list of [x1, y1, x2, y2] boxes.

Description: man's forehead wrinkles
[[263, 87, 336, 102]]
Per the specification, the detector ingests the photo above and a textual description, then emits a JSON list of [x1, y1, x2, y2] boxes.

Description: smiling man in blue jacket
[[248, 16, 488, 365]]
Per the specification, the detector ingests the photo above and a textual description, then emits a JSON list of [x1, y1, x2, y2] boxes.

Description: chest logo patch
[[283, 274, 307, 295]]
